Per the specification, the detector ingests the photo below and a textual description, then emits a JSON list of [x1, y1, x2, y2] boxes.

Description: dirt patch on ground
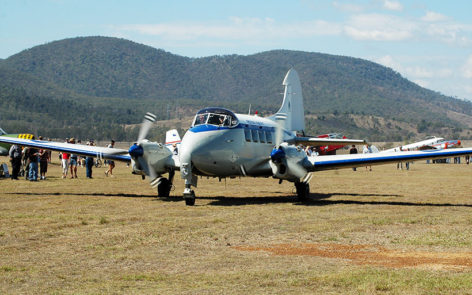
[[234, 243, 472, 270]]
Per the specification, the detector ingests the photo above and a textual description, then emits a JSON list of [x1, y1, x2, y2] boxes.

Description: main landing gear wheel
[[157, 177, 172, 198], [295, 182, 310, 202], [183, 190, 196, 206]]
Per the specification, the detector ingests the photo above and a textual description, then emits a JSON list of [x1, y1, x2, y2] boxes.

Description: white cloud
[[114, 18, 343, 41], [383, 0, 403, 11], [375, 55, 401, 70], [463, 55, 472, 79], [344, 14, 415, 41], [332, 1, 364, 13], [405, 66, 434, 78], [465, 85, 472, 94], [413, 79, 429, 88], [421, 11, 448, 22]]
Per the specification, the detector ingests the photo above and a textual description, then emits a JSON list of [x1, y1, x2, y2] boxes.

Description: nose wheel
[[183, 188, 196, 206]]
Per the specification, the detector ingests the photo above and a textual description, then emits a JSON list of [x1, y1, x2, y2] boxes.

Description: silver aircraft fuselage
[[179, 108, 288, 177]]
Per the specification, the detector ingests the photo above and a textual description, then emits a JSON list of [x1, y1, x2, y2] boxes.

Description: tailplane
[[269, 69, 305, 133]]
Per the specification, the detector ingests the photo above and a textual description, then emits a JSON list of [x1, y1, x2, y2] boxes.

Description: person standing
[[9, 144, 22, 180], [69, 138, 78, 178], [105, 140, 115, 177], [85, 141, 94, 178], [349, 145, 358, 171], [27, 147, 39, 181], [363, 144, 372, 171], [39, 148, 49, 180], [61, 151, 70, 179]]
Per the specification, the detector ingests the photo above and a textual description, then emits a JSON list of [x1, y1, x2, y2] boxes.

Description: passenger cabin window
[[251, 129, 259, 142], [244, 129, 251, 142], [266, 131, 273, 144], [258, 130, 265, 143]]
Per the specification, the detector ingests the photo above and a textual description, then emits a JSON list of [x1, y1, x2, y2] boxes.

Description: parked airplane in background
[[1, 69, 472, 206], [314, 133, 350, 155], [382, 136, 461, 152], [0, 128, 35, 156]]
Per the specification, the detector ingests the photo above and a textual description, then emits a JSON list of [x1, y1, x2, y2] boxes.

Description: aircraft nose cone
[[128, 143, 143, 158]]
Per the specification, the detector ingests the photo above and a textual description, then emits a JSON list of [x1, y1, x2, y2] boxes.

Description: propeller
[[270, 113, 308, 181], [138, 113, 157, 142], [128, 112, 160, 188]]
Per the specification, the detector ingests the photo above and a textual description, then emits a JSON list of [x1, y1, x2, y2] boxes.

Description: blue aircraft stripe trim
[[314, 149, 472, 168], [189, 124, 275, 133], [189, 124, 240, 133]]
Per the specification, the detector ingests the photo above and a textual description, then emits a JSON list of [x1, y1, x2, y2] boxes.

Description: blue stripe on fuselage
[[189, 124, 275, 133]]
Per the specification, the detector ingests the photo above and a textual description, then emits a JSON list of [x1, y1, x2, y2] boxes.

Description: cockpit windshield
[[192, 107, 238, 128]]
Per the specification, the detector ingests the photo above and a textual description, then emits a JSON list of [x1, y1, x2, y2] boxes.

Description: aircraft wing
[[292, 137, 366, 147], [0, 137, 131, 162], [308, 148, 472, 171]]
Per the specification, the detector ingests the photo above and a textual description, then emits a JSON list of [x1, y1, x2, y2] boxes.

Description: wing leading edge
[[0, 137, 131, 162], [307, 148, 472, 171]]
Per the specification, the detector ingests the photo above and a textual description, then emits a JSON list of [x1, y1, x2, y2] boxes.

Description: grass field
[[1, 154, 472, 294]]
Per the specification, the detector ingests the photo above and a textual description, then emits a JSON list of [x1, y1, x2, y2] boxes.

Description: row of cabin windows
[[244, 128, 273, 144]]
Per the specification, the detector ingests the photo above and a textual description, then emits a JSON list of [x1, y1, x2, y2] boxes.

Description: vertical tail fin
[[165, 129, 181, 154], [270, 69, 305, 133]]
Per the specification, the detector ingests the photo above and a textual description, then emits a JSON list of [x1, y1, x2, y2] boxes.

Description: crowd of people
[[8, 138, 116, 181]]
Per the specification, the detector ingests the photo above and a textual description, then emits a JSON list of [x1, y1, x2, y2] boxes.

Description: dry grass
[[1, 154, 472, 294]]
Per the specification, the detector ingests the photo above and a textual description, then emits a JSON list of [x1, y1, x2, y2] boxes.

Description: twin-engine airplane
[[1, 69, 472, 206]]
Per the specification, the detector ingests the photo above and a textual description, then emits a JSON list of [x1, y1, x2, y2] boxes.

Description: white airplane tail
[[269, 69, 305, 133], [165, 129, 181, 145]]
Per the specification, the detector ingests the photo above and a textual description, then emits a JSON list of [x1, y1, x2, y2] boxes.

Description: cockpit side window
[[207, 114, 226, 126], [193, 113, 208, 126], [193, 108, 239, 128]]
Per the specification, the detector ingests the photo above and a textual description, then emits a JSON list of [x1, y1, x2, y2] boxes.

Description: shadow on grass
[[202, 192, 397, 206], [6, 192, 157, 198], [7, 192, 472, 209], [203, 192, 472, 208]]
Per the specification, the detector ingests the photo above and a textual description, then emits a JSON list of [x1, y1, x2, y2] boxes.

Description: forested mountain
[[1, 36, 471, 141]]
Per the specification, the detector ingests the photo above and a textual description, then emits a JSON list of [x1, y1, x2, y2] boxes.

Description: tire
[[157, 178, 171, 198], [295, 182, 310, 202], [184, 197, 195, 206]]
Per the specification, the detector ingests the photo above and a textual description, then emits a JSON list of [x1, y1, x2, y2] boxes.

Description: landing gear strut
[[295, 182, 310, 202]]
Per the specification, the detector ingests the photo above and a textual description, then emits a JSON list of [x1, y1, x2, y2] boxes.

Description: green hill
[[1, 36, 472, 141]]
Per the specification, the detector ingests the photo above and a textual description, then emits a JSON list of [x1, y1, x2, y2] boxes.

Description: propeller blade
[[274, 113, 287, 147], [138, 112, 157, 142], [287, 158, 308, 179]]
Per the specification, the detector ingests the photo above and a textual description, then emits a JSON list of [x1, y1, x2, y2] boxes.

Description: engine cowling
[[269, 143, 309, 181], [129, 140, 174, 176]]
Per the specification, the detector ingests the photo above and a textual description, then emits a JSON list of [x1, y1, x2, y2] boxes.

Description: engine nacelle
[[270, 143, 309, 181], [129, 141, 174, 176]]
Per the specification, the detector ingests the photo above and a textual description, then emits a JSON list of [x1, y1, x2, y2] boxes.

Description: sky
[[1, 0, 472, 101]]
